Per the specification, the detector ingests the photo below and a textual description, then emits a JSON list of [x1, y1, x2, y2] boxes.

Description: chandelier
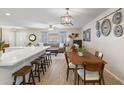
[[61, 8, 73, 26]]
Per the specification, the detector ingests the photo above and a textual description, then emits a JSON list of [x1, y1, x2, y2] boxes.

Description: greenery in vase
[[77, 47, 86, 53]]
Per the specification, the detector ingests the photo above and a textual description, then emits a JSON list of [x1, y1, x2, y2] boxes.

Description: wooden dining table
[[68, 51, 107, 85]]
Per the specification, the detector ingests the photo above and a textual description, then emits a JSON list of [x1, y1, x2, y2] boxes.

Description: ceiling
[[0, 8, 107, 30]]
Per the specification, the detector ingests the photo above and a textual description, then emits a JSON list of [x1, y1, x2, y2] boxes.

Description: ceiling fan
[[48, 24, 66, 30]]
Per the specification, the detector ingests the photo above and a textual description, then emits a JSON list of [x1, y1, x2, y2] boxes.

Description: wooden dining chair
[[77, 62, 105, 85], [95, 51, 103, 59], [64, 52, 76, 80]]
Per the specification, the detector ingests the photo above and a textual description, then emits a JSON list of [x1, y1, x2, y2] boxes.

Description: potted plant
[[77, 47, 86, 56]]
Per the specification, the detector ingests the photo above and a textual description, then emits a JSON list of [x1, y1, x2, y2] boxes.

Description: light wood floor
[[36, 53, 122, 85]]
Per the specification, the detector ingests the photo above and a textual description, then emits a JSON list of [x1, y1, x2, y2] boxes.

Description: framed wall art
[[83, 28, 91, 41]]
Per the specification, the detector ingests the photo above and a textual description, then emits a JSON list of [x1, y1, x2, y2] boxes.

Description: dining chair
[[77, 62, 105, 85], [64, 52, 76, 80], [95, 51, 103, 59]]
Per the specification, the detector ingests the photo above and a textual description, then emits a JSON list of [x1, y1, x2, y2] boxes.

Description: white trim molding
[[105, 68, 124, 84]]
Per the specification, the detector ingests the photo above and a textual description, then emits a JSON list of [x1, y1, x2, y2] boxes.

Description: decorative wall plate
[[96, 31, 101, 38], [95, 21, 100, 30], [114, 25, 123, 37], [101, 19, 111, 36], [112, 12, 122, 24]]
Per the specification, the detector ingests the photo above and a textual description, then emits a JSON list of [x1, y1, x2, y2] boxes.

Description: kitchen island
[[0, 46, 49, 85]]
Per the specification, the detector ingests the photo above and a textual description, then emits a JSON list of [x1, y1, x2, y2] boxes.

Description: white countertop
[[0, 46, 50, 66]]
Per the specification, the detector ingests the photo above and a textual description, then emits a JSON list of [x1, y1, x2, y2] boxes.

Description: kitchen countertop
[[0, 46, 50, 66]]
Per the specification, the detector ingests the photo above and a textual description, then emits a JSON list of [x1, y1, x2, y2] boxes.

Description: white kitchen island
[[0, 46, 50, 85]]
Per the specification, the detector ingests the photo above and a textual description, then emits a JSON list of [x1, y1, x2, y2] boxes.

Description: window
[[41, 32, 47, 43], [48, 33, 59, 44], [41, 31, 67, 44], [60, 31, 66, 44]]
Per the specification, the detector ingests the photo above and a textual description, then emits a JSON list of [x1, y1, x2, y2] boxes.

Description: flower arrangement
[[77, 47, 86, 56]]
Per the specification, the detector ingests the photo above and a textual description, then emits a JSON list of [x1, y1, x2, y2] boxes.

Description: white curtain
[[60, 31, 66, 44], [8, 31, 16, 47], [15, 31, 26, 47], [41, 32, 47, 44]]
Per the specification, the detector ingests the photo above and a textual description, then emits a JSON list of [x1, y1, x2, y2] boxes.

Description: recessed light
[[5, 13, 11, 16]]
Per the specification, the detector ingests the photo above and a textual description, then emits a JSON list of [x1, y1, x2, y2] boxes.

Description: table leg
[[55, 50, 58, 56], [74, 65, 78, 85]]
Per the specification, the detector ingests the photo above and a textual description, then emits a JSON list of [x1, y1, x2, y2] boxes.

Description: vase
[[78, 52, 83, 56]]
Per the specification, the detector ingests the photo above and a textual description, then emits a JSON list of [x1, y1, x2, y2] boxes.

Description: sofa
[[44, 43, 65, 53]]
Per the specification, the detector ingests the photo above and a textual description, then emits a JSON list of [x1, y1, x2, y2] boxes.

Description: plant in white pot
[[77, 47, 86, 56]]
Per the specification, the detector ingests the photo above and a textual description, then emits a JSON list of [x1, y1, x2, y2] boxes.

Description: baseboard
[[105, 68, 124, 84]]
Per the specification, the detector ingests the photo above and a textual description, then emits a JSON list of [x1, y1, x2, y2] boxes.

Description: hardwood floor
[[36, 53, 122, 85]]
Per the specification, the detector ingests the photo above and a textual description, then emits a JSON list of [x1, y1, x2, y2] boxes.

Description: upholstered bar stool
[[12, 66, 35, 85]]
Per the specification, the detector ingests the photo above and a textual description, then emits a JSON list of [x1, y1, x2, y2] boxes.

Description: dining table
[[68, 51, 107, 85]]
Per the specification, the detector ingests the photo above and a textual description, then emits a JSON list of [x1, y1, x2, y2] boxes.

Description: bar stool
[[31, 60, 45, 82], [45, 51, 52, 65], [12, 66, 35, 85], [39, 54, 50, 68], [36, 57, 47, 72]]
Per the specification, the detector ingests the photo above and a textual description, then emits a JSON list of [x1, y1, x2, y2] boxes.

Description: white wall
[[82, 8, 124, 83], [2, 28, 82, 46], [22, 29, 41, 45]]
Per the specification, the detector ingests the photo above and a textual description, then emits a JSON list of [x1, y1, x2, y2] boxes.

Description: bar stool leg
[[28, 72, 31, 84], [102, 76, 105, 85], [37, 64, 41, 82], [40, 64, 45, 75], [46, 56, 50, 68], [77, 74, 80, 85], [48, 55, 50, 66], [22, 75, 26, 85], [50, 55, 52, 63], [31, 70, 35, 85], [13, 76, 17, 85], [42, 58, 47, 72], [47, 55, 50, 65], [34, 65, 37, 75]]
